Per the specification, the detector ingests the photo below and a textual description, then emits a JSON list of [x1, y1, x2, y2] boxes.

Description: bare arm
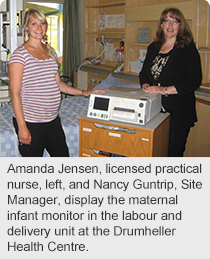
[[8, 63, 31, 145], [55, 72, 104, 96], [142, 84, 178, 95]]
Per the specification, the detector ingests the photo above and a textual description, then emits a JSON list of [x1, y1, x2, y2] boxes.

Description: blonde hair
[[24, 8, 60, 67], [155, 7, 194, 49]]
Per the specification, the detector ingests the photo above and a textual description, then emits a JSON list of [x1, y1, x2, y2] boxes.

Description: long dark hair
[[155, 7, 194, 50]]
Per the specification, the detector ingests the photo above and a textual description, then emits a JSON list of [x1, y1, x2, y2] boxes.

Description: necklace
[[36, 47, 46, 57]]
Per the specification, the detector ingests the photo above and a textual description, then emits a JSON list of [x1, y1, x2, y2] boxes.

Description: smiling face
[[25, 15, 47, 41], [161, 13, 180, 41]]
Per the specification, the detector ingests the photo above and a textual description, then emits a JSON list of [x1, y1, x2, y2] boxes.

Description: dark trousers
[[168, 118, 191, 157], [13, 116, 69, 157]]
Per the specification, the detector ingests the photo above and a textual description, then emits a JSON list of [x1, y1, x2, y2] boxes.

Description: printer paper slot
[[113, 107, 135, 113], [112, 107, 136, 121]]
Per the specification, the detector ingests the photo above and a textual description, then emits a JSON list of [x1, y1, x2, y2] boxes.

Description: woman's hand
[[143, 84, 178, 95], [83, 89, 105, 97], [143, 85, 166, 95], [18, 125, 32, 145]]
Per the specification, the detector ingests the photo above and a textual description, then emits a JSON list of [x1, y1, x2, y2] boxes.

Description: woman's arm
[[143, 84, 178, 95], [173, 42, 202, 95], [8, 63, 31, 145], [55, 72, 104, 96], [141, 42, 201, 96]]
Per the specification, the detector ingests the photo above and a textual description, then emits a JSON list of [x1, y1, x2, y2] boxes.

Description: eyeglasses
[[163, 19, 180, 25]]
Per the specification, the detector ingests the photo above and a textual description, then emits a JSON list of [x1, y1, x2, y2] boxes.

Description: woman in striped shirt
[[8, 8, 102, 157]]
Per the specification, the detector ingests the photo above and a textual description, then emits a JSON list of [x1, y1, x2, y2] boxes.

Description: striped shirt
[[9, 45, 61, 123]]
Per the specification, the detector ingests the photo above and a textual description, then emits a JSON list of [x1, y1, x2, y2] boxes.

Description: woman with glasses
[[139, 7, 202, 157]]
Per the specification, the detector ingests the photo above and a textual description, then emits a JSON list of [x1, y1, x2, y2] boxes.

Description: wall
[[79, 0, 84, 63]]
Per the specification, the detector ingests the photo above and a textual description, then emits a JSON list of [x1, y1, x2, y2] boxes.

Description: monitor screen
[[93, 97, 110, 111]]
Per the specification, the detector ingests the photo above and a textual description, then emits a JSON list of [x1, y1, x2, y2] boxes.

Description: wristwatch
[[165, 87, 168, 97]]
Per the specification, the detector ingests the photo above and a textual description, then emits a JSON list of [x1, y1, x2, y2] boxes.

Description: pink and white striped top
[[9, 45, 61, 123]]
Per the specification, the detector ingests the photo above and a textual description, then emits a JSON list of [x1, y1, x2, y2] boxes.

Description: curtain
[[63, 0, 81, 84]]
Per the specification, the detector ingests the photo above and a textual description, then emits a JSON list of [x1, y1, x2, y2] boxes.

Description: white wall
[[78, 0, 84, 62]]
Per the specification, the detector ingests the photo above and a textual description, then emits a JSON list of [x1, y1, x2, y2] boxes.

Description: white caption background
[[0, 157, 209, 259]]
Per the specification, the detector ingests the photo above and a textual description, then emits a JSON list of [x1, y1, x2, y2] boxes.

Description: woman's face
[[25, 15, 47, 40], [161, 14, 180, 41]]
